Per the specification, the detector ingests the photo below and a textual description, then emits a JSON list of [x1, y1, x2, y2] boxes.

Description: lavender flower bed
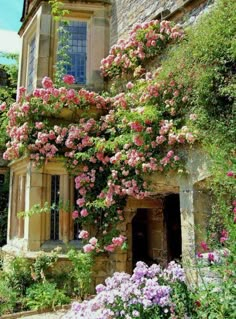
[[64, 261, 189, 319]]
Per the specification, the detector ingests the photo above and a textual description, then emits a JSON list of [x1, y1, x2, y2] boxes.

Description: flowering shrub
[[100, 20, 184, 78], [0, 19, 199, 251], [65, 261, 191, 319]]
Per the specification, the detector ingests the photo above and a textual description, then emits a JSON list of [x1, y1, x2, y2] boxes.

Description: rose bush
[[0, 19, 199, 251]]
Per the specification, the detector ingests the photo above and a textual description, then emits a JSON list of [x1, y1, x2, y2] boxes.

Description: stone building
[[3, 0, 214, 285]]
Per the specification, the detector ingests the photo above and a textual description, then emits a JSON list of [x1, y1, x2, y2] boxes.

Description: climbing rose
[[63, 74, 75, 85], [42, 76, 53, 89], [72, 210, 79, 219], [80, 208, 88, 217], [83, 244, 95, 253], [89, 237, 98, 246], [79, 230, 89, 239], [104, 244, 115, 252]]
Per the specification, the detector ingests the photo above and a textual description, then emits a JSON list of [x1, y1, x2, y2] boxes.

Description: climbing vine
[[1, 0, 235, 259]]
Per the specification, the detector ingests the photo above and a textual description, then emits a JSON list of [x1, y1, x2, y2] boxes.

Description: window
[[50, 175, 60, 240], [0, 174, 4, 185], [60, 21, 87, 84], [27, 36, 36, 92]]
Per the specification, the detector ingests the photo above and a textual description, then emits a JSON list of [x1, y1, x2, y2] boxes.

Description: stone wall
[[110, 0, 213, 45]]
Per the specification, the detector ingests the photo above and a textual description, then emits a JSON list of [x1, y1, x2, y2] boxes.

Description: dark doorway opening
[[132, 209, 149, 268], [164, 194, 182, 262]]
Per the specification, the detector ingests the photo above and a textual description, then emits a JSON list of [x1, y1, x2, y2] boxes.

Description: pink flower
[[83, 244, 95, 253], [104, 244, 115, 252], [0, 102, 6, 111], [76, 198, 85, 207], [226, 171, 234, 177], [63, 74, 75, 85], [89, 237, 98, 246], [208, 253, 215, 262], [72, 210, 79, 219], [42, 76, 53, 89], [200, 241, 209, 252], [167, 150, 174, 158], [133, 135, 144, 146], [232, 200, 236, 206], [126, 81, 134, 89], [35, 122, 44, 129], [79, 230, 89, 239], [80, 208, 88, 217], [112, 235, 126, 247]]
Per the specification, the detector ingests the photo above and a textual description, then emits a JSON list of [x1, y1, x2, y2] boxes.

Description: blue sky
[[0, 0, 24, 63], [0, 0, 23, 31]]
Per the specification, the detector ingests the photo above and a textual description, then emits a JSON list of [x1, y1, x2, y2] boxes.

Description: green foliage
[[67, 249, 93, 299], [0, 53, 18, 150], [0, 52, 18, 86], [18, 202, 51, 218], [0, 279, 19, 315], [31, 251, 58, 281], [0, 172, 9, 246], [25, 281, 70, 310], [5, 257, 33, 296], [49, 0, 71, 86]]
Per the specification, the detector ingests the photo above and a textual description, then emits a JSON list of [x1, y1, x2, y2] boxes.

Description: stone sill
[[2, 240, 83, 260]]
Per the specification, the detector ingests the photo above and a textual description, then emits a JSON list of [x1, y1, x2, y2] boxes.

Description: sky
[[0, 0, 24, 63]]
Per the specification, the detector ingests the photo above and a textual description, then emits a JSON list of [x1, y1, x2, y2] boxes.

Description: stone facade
[[3, 0, 216, 288], [18, 0, 111, 92], [110, 0, 212, 45]]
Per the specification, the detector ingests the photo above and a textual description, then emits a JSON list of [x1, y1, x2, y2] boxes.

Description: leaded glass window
[[27, 36, 36, 92], [50, 175, 60, 240], [63, 21, 87, 84]]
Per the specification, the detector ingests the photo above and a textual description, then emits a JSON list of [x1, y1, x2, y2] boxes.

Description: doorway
[[164, 194, 182, 262], [132, 209, 149, 267]]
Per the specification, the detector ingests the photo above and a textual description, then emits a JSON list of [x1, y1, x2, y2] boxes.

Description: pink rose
[[83, 244, 95, 253], [80, 208, 88, 217], [89, 237, 98, 246], [76, 198, 85, 207], [42, 76, 53, 89], [79, 230, 89, 239], [104, 244, 115, 252], [35, 122, 44, 129], [167, 150, 174, 158], [72, 210, 79, 219], [112, 235, 126, 247], [63, 74, 75, 85], [133, 135, 144, 146]]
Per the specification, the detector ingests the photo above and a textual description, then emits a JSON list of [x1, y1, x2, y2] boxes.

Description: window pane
[[50, 175, 60, 240], [62, 21, 87, 84], [27, 36, 36, 92]]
